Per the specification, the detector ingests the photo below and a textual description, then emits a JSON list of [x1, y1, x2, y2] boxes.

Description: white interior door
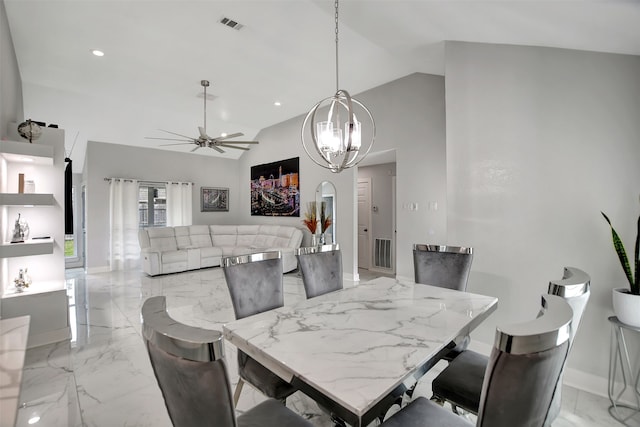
[[357, 178, 372, 270]]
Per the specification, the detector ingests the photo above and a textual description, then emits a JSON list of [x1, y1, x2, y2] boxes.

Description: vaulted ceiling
[[5, 0, 640, 169]]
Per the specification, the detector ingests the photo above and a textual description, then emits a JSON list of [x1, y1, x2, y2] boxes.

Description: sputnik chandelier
[[301, 0, 375, 173]]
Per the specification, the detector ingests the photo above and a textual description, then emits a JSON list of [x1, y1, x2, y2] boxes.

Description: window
[[65, 187, 76, 257], [139, 184, 166, 227]]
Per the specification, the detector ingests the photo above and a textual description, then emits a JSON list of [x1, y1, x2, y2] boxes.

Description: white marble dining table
[[223, 276, 498, 426]]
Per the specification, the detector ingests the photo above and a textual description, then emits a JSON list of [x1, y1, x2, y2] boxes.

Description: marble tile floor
[[13, 267, 636, 427]]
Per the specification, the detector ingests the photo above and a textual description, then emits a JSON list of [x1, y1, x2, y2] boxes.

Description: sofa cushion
[[219, 246, 239, 256], [231, 247, 255, 256], [259, 225, 302, 248], [210, 225, 238, 246], [200, 246, 223, 258], [254, 234, 277, 248], [237, 225, 259, 247], [147, 227, 178, 251], [161, 250, 188, 263], [174, 226, 192, 249], [189, 225, 213, 248]]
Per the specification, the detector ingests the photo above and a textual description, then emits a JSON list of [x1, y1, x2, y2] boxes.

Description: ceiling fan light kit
[[146, 80, 259, 154], [301, 0, 375, 173]]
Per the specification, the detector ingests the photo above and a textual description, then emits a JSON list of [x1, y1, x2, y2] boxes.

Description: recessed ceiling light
[[91, 49, 104, 57], [28, 416, 40, 424], [274, 101, 281, 107], [221, 132, 228, 137]]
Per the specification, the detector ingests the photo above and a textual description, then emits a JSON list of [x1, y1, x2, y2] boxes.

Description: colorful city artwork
[[250, 157, 300, 216]]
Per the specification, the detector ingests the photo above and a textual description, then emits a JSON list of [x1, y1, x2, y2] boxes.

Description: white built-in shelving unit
[[0, 127, 70, 348]]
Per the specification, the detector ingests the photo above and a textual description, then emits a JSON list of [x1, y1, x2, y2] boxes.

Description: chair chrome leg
[[233, 378, 245, 407]]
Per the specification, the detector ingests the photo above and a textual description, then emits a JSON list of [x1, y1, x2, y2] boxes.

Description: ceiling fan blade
[[219, 144, 250, 151], [210, 145, 225, 153], [159, 142, 197, 147], [216, 132, 244, 141], [220, 140, 259, 145], [157, 129, 198, 140], [146, 137, 194, 142], [190, 146, 201, 153]]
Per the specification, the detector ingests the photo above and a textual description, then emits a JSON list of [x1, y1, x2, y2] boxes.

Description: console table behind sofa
[[138, 225, 304, 276]]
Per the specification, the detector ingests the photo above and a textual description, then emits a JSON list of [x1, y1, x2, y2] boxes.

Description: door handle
[[364, 228, 368, 232]]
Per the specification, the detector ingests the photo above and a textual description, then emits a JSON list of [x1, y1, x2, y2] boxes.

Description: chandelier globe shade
[[301, 0, 375, 173]]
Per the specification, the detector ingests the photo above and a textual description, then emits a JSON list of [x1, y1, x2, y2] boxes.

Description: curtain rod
[[104, 178, 194, 185]]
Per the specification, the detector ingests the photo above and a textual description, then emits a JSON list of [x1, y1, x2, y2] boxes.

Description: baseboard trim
[[564, 367, 609, 399], [86, 266, 110, 274]]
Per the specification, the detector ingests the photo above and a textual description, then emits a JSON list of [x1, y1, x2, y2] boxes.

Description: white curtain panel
[[166, 182, 193, 226], [109, 179, 140, 271]]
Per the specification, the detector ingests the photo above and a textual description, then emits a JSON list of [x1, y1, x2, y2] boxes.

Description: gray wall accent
[[445, 41, 640, 380], [235, 114, 359, 278], [84, 141, 241, 270], [235, 73, 447, 279], [357, 73, 447, 278], [0, 0, 23, 140]]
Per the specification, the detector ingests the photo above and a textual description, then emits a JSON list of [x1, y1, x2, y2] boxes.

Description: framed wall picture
[[201, 187, 229, 212], [250, 157, 300, 216]]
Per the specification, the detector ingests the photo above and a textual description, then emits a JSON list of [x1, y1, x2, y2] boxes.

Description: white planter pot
[[612, 288, 640, 328]]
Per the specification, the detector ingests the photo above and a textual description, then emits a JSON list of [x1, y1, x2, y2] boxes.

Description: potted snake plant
[[602, 211, 640, 327]]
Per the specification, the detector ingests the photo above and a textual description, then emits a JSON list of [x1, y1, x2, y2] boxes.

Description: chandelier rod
[[334, 0, 339, 93]]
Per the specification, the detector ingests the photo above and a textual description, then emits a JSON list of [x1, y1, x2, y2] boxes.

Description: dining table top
[[222, 276, 498, 426]]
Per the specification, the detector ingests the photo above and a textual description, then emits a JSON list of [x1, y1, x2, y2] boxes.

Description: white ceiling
[[5, 0, 640, 170]]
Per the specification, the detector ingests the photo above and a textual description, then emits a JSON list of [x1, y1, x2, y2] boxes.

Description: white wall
[[445, 41, 640, 385], [357, 73, 447, 279], [0, 0, 24, 317], [0, 0, 23, 140], [235, 114, 359, 278], [84, 141, 241, 271], [235, 73, 447, 279]]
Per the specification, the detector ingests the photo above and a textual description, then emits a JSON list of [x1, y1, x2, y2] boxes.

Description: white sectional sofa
[[138, 224, 304, 276]]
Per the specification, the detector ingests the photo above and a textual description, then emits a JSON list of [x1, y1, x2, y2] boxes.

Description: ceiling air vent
[[219, 17, 243, 31]]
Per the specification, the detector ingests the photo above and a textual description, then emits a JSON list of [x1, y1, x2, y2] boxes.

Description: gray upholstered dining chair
[[413, 244, 474, 360], [222, 251, 296, 406], [413, 244, 473, 290], [380, 294, 573, 427], [295, 244, 343, 299], [431, 267, 590, 419], [141, 296, 313, 427]]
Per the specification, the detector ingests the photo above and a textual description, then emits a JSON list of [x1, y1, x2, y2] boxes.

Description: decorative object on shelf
[[24, 180, 35, 194], [201, 187, 229, 212], [9, 213, 30, 243], [14, 268, 32, 292], [602, 211, 640, 327], [17, 119, 42, 143], [301, 0, 375, 173], [10, 214, 24, 243], [250, 157, 300, 217], [320, 201, 332, 245], [302, 202, 318, 242], [18, 173, 25, 193]]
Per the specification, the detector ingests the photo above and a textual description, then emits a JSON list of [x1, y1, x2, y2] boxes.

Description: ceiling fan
[[145, 80, 259, 153]]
